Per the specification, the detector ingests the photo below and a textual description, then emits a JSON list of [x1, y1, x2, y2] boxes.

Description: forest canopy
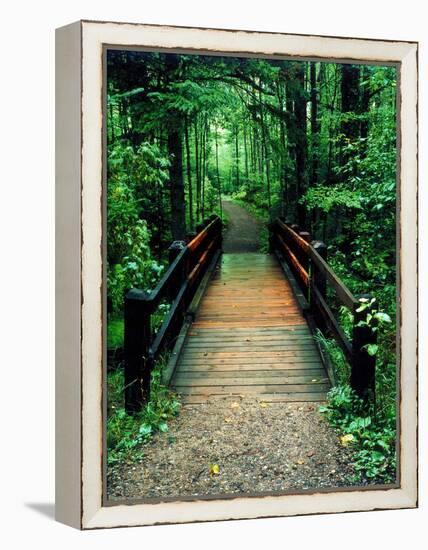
[[107, 49, 396, 315]]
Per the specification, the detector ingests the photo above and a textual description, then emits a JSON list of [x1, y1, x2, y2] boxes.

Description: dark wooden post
[[310, 240, 328, 330], [217, 217, 223, 251], [185, 231, 197, 244], [168, 240, 186, 265], [351, 294, 377, 400], [299, 231, 311, 298], [168, 240, 187, 301], [299, 231, 311, 243], [311, 240, 328, 298], [124, 289, 152, 413], [267, 221, 276, 253]]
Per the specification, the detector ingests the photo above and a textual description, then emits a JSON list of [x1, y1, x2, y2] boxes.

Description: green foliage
[[107, 359, 181, 465], [302, 184, 362, 213], [319, 386, 396, 483], [107, 142, 169, 315], [314, 330, 350, 385], [107, 318, 124, 350]]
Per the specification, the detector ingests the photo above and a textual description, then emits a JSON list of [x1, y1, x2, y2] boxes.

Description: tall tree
[[164, 54, 186, 240]]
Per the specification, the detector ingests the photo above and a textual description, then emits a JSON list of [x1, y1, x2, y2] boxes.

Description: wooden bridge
[[123, 215, 376, 413]]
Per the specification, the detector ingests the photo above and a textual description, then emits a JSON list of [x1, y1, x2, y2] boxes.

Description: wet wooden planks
[[172, 253, 329, 404]]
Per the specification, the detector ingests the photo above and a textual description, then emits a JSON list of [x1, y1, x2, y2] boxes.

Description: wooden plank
[[174, 383, 330, 395], [174, 368, 326, 379], [172, 251, 329, 404], [174, 375, 329, 386], [185, 338, 316, 346], [178, 362, 323, 371], [193, 320, 307, 327], [187, 326, 311, 334], [183, 344, 319, 353], [181, 350, 321, 359], [186, 334, 314, 342]]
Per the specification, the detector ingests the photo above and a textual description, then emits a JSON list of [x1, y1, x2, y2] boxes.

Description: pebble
[[108, 399, 359, 500]]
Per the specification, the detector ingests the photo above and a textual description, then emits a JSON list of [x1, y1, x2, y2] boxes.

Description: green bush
[[107, 141, 170, 317], [107, 359, 181, 465], [320, 385, 396, 483]]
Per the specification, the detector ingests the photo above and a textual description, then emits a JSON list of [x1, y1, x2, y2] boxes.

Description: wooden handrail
[[269, 218, 376, 399], [275, 219, 357, 308], [124, 216, 222, 413]]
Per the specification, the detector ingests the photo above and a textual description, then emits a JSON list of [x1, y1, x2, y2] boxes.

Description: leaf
[[139, 423, 152, 437], [375, 312, 392, 323], [224, 417, 233, 423], [296, 459, 305, 465], [230, 402, 240, 409], [259, 402, 268, 408], [158, 422, 168, 433], [209, 463, 220, 475], [340, 434, 355, 446], [367, 344, 378, 356]]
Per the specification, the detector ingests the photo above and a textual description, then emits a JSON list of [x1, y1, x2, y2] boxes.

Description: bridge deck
[[172, 253, 330, 404]]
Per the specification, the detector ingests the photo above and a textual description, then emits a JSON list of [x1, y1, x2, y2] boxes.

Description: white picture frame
[[55, 20, 418, 529]]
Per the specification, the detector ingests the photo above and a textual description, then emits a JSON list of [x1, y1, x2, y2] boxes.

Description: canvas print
[[105, 48, 398, 501]]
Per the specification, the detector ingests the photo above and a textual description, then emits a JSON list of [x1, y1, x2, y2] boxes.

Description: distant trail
[[221, 200, 261, 253]]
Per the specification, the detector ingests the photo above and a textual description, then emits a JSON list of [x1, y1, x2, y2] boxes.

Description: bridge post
[[185, 231, 197, 245], [267, 221, 276, 253], [168, 240, 186, 265], [311, 240, 328, 298], [299, 231, 311, 298], [351, 294, 377, 400], [124, 289, 153, 413]]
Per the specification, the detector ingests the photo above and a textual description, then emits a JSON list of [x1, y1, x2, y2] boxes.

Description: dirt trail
[[221, 200, 262, 253], [108, 398, 356, 500]]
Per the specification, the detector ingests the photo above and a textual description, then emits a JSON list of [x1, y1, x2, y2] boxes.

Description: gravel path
[[221, 200, 262, 253], [107, 397, 356, 501]]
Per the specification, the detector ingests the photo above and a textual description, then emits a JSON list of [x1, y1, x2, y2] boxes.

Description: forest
[[106, 49, 397, 485]]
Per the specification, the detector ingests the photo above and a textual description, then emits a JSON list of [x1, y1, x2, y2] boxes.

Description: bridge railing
[[269, 218, 376, 399], [124, 215, 222, 413]]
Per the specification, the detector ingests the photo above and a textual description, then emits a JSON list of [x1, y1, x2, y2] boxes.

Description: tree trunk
[[215, 128, 222, 218], [234, 126, 240, 188], [167, 127, 186, 240], [341, 64, 360, 141], [243, 119, 249, 182], [359, 65, 370, 147], [201, 118, 207, 218], [294, 64, 308, 227], [184, 116, 194, 229], [310, 62, 319, 185], [194, 120, 200, 221]]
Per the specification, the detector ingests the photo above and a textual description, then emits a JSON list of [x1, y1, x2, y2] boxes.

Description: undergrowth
[[319, 386, 396, 484], [107, 356, 181, 466], [316, 330, 396, 484]]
